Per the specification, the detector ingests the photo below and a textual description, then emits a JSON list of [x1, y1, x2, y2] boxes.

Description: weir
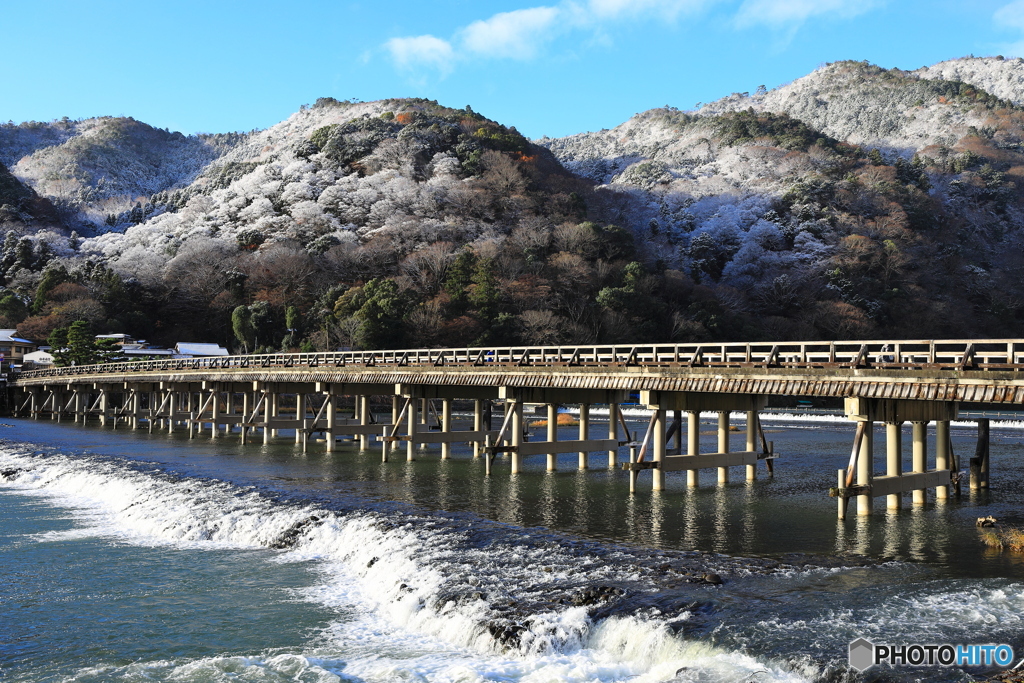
[[8, 338, 1019, 517]]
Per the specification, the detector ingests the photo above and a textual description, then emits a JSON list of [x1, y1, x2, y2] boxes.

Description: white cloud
[[585, 0, 713, 20], [996, 0, 1024, 30], [734, 0, 879, 28], [384, 35, 455, 72], [460, 7, 562, 60], [995, 0, 1024, 58], [379, 0, 870, 78]]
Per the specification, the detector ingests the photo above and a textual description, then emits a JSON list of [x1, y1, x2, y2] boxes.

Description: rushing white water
[[0, 445, 817, 682]]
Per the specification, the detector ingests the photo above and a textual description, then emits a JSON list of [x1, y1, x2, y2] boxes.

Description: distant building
[[94, 334, 174, 359], [22, 349, 54, 368], [173, 342, 229, 358], [0, 329, 38, 370], [121, 345, 175, 358]]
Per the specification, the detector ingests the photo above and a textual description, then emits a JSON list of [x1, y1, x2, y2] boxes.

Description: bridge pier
[[510, 400, 523, 474], [546, 403, 558, 471], [263, 388, 273, 444], [746, 411, 757, 480], [652, 408, 666, 491], [578, 403, 590, 470], [971, 418, 990, 490], [912, 421, 926, 505], [357, 395, 369, 451], [626, 392, 770, 490], [936, 420, 950, 499], [608, 403, 619, 469], [440, 399, 452, 459], [718, 411, 729, 484], [835, 398, 958, 518], [857, 419, 873, 516], [407, 396, 418, 461], [472, 399, 483, 458], [886, 421, 902, 510], [687, 411, 699, 487]]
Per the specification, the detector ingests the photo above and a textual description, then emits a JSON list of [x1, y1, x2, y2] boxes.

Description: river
[[1, 410, 1022, 682]]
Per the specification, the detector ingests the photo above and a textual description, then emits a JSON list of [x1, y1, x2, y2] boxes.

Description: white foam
[[753, 581, 1024, 648], [0, 446, 814, 682]]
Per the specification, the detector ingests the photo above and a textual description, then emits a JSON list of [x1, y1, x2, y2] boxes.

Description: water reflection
[[9, 414, 1024, 576], [649, 491, 665, 547]]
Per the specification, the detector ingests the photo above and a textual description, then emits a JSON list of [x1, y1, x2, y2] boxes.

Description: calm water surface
[[2, 411, 1022, 682]]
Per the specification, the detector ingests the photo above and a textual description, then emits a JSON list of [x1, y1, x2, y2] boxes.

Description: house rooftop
[[0, 329, 36, 345], [174, 342, 229, 357]]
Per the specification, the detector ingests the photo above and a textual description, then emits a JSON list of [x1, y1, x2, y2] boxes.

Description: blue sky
[[3, 0, 1024, 139]]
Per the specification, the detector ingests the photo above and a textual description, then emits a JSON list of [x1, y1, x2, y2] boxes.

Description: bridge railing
[[16, 339, 1024, 381]]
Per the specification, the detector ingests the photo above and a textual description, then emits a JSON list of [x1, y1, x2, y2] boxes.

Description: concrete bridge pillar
[[441, 398, 452, 459], [546, 403, 558, 471], [226, 391, 235, 434], [687, 411, 700, 488], [857, 420, 874, 516], [242, 391, 250, 437], [211, 389, 221, 438], [510, 401, 523, 474], [295, 393, 305, 444], [131, 387, 141, 430], [886, 421, 903, 510], [936, 420, 950, 500], [472, 399, 483, 458], [358, 395, 369, 451], [168, 392, 177, 433], [325, 393, 336, 453], [746, 411, 757, 480], [608, 402, 619, 469], [912, 421, 927, 505], [419, 398, 428, 449], [407, 398, 418, 461], [717, 411, 730, 484], [672, 409, 683, 453], [99, 387, 109, 427], [390, 396, 400, 452], [263, 391, 273, 444], [578, 403, 590, 470], [652, 408, 666, 491], [270, 393, 279, 438]]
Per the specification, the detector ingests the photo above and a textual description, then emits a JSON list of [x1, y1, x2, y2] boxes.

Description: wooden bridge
[[10, 339, 1016, 518]]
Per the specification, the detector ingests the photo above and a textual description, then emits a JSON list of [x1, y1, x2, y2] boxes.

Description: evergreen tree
[[14, 236, 33, 271], [0, 231, 18, 272], [231, 305, 254, 352], [0, 290, 28, 323], [443, 249, 477, 307], [31, 265, 69, 314], [355, 278, 410, 349], [47, 326, 70, 366], [468, 258, 500, 322], [65, 321, 98, 366]]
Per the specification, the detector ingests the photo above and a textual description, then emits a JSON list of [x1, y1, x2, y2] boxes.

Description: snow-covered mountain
[[543, 59, 1024, 189], [3, 57, 1024, 350], [916, 56, 1024, 105]]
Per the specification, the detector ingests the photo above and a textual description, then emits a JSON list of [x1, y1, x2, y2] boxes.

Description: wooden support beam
[[383, 429, 499, 444], [831, 470, 951, 498], [623, 450, 760, 472], [515, 437, 622, 457]]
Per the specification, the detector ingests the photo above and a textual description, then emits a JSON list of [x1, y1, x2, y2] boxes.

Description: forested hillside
[[4, 57, 1024, 353]]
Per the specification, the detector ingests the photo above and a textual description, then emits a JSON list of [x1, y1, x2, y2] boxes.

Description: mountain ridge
[[3, 56, 1024, 352]]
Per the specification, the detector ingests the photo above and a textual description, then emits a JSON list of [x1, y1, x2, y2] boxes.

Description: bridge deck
[[13, 339, 1024, 404]]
